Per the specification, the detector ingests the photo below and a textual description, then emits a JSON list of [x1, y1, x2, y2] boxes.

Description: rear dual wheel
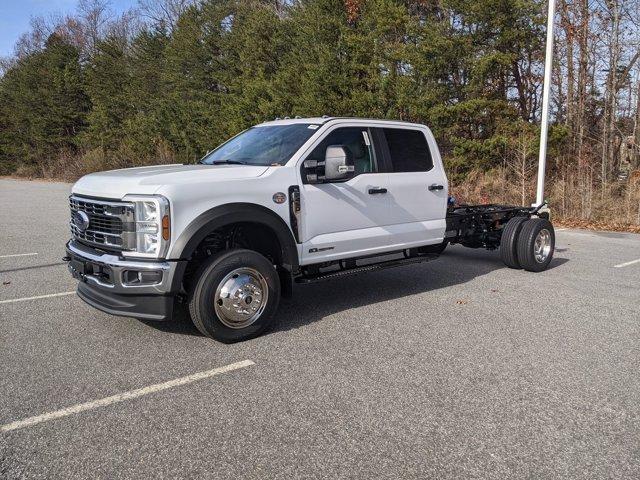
[[499, 216, 528, 268], [517, 218, 555, 272], [499, 217, 555, 272]]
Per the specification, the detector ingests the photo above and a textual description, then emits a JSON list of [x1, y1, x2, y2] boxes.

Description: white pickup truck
[[65, 117, 555, 342]]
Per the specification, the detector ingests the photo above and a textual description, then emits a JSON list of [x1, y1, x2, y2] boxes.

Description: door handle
[[368, 187, 388, 195], [428, 184, 444, 191]]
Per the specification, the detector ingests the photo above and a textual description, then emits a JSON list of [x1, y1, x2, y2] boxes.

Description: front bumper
[[65, 240, 184, 321]]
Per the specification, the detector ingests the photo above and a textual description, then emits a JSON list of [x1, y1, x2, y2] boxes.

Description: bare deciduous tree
[[78, 0, 111, 54], [506, 130, 537, 205], [137, 0, 195, 30]]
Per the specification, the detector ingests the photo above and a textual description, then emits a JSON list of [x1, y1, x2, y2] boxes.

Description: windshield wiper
[[210, 159, 248, 165]]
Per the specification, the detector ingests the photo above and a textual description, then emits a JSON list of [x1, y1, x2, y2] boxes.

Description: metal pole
[[535, 0, 557, 206]]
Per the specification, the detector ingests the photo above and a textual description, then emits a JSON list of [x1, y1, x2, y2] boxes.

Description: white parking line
[[614, 258, 640, 268], [1, 360, 255, 433], [0, 291, 76, 305], [0, 252, 38, 259]]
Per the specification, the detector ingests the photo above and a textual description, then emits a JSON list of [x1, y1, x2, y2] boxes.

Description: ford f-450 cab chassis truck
[[64, 117, 555, 342]]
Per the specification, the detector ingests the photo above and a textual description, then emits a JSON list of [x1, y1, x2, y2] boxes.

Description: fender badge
[[272, 192, 287, 204]]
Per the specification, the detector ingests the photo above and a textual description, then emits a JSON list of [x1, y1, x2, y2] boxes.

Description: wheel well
[[181, 222, 285, 292]]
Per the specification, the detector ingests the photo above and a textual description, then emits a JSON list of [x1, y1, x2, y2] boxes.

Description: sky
[[0, 0, 136, 57]]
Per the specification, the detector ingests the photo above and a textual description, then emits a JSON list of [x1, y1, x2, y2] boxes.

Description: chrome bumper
[[65, 239, 178, 295]]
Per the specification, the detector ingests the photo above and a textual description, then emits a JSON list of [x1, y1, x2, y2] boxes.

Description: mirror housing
[[324, 145, 354, 181], [303, 145, 354, 184]]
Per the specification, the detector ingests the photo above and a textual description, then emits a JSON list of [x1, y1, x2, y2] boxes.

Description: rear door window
[[382, 128, 433, 172]]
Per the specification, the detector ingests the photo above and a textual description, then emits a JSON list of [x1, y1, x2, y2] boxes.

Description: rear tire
[[499, 216, 528, 269], [516, 218, 555, 272], [188, 249, 281, 343]]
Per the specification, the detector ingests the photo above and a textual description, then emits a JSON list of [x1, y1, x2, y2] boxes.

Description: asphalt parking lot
[[1, 178, 639, 479]]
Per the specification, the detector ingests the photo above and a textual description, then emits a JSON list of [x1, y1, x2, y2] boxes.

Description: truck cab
[[65, 117, 554, 342]]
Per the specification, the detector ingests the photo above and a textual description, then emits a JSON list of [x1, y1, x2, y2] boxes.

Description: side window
[[306, 127, 376, 176], [383, 128, 433, 172]]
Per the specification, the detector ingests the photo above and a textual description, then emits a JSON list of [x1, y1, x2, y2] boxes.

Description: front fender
[[170, 203, 299, 270]]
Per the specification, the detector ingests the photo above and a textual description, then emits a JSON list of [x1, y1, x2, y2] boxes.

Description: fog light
[[122, 270, 162, 285]]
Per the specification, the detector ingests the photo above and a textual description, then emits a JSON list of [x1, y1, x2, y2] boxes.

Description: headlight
[[122, 195, 170, 258]]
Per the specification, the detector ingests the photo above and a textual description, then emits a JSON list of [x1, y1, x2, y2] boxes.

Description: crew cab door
[[372, 127, 448, 246], [297, 126, 393, 265]]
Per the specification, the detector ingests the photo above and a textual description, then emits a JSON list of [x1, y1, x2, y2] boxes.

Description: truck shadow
[[0, 262, 66, 274], [141, 247, 568, 337], [272, 248, 569, 334]]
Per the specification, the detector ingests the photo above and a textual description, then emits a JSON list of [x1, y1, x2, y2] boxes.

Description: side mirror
[[324, 145, 354, 181]]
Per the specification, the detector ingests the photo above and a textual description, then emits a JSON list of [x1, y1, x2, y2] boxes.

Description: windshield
[[200, 124, 318, 166]]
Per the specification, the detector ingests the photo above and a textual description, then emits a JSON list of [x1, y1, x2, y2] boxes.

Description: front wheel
[[188, 249, 281, 342]]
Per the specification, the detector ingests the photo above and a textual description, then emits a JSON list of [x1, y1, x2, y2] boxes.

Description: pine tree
[[123, 28, 170, 157], [83, 35, 132, 149], [0, 33, 88, 175]]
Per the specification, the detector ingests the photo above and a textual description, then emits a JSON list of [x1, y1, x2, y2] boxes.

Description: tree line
[[0, 0, 639, 226]]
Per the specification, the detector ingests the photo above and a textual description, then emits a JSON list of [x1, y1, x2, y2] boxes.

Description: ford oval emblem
[[73, 211, 90, 232]]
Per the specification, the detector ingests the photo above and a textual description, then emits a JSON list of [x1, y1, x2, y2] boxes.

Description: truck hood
[[72, 164, 270, 199]]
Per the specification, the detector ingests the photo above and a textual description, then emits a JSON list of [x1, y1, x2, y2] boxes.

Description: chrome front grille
[[82, 215, 123, 234], [69, 196, 135, 251]]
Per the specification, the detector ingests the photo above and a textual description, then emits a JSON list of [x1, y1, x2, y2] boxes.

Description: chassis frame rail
[[445, 202, 547, 250]]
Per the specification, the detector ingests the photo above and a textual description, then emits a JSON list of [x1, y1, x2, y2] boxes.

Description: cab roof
[[257, 116, 425, 128]]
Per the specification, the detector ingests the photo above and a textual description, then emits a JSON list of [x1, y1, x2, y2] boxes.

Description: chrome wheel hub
[[534, 229, 552, 263], [214, 267, 268, 329]]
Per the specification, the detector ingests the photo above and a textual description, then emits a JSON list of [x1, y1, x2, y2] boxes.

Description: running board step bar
[[296, 254, 440, 284]]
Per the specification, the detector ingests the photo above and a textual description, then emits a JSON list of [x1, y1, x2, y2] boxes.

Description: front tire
[[188, 249, 281, 342], [516, 218, 555, 272]]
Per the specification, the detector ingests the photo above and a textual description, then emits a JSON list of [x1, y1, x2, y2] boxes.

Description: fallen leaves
[[555, 218, 640, 234]]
